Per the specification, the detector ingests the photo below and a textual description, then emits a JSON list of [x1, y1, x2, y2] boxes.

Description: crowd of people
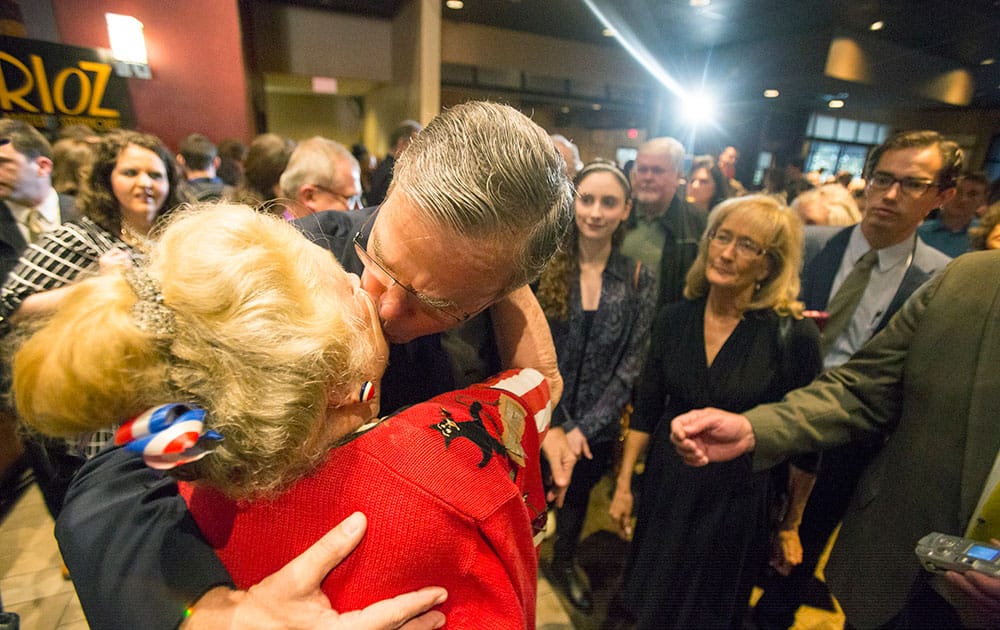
[[0, 107, 999, 630]]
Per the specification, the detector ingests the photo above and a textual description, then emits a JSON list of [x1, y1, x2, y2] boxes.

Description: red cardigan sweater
[[181, 369, 551, 629]]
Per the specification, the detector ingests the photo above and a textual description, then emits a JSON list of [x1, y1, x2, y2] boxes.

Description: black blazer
[[0, 193, 79, 283]]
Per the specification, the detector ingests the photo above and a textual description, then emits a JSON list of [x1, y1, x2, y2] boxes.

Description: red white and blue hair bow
[[114, 403, 223, 470]]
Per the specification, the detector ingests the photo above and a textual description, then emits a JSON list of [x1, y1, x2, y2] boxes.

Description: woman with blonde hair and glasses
[[605, 195, 822, 629]]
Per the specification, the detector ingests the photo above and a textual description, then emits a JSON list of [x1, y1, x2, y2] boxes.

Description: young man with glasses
[[754, 130, 959, 630], [54, 102, 576, 630]]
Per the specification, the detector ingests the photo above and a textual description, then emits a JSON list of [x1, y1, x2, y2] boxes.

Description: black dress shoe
[[544, 559, 593, 613]]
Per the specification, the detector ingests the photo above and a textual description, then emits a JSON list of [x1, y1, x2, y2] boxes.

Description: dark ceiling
[[277, 0, 1000, 111]]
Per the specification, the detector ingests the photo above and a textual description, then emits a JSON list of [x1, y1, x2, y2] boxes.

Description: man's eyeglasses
[[352, 215, 478, 324], [313, 184, 363, 210], [868, 172, 939, 197], [708, 229, 767, 258]]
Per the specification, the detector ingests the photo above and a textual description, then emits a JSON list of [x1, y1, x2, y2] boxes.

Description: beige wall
[[251, 3, 393, 81], [441, 20, 648, 88], [250, 0, 442, 157], [366, 0, 441, 157], [264, 93, 363, 146]]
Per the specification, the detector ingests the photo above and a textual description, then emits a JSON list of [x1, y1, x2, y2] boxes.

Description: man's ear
[[213, 156, 221, 170], [297, 184, 315, 205], [935, 185, 957, 211], [34, 156, 53, 177]]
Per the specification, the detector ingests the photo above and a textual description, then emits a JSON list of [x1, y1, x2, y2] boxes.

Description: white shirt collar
[[845, 224, 915, 272]]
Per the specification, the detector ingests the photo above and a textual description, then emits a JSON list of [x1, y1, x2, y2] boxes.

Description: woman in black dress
[[606, 195, 822, 629]]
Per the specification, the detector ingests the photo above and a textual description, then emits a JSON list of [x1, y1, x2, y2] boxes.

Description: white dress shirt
[[824, 225, 915, 369]]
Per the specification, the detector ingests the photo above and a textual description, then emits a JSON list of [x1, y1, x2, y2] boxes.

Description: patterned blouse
[[546, 250, 657, 443], [1, 216, 132, 456]]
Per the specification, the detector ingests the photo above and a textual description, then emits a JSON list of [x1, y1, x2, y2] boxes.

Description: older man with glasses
[[54, 102, 576, 630], [278, 136, 364, 219]]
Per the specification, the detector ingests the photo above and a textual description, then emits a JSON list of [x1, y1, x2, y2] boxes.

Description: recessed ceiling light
[[982, 58, 996, 65], [602, 28, 616, 37], [690, 0, 711, 6], [592, 103, 603, 111], [763, 89, 780, 98], [828, 99, 845, 109], [446, 0, 464, 9], [870, 20, 884, 31], [561, 106, 571, 114]]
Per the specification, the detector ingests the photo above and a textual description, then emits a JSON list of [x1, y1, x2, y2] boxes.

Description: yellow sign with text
[[0, 36, 133, 134]]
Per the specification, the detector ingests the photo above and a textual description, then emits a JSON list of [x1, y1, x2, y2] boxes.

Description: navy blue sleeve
[[56, 447, 234, 630]]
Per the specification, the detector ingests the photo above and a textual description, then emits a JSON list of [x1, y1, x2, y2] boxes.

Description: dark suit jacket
[[367, 155, 395, 206], [624, 195, 706, 308], [0, 193, 79, 283], [801, 224, 841, 270], [800, 226, 951, 336], [749, 251, 1000, 627], [0, 201, 28, 283], [655, 195, 706, 308]]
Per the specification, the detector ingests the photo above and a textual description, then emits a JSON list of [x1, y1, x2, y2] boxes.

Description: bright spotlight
[[681, 91, 716, 126]]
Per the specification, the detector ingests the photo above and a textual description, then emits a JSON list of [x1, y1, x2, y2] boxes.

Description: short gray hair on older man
[[390, 101, 574, 292], [638, 136, 686, 174], [278, 136, 358, 199]]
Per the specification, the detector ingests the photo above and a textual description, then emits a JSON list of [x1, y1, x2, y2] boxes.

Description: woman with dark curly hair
[[0, 129, 179, 337], [535, 160, 656, 612], [0, 129, 179, 492]]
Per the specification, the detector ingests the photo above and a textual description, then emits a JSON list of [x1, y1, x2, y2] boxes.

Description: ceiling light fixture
[[602, 28, 616, 37], [681, 91, 717, 126], [763, 89, 780, 98], [828, 99, 845, 109], [592, 103, 603, 111], [982, 58, 996, 65], [106, 13, 147, 64], [561, 106, 571, 114], [446, 0, 464, 9], [690, 0, 711, 6], [869, 20, 884, 31]]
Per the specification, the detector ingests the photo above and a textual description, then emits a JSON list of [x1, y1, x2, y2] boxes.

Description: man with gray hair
[[551, 133, 582, 179], [56, 101, 577, 630], [624, 136, 706, 307], [279, 136, 362, 218]]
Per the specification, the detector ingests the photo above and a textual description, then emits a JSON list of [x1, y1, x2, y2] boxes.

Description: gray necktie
[[821, 249, 879, 356]]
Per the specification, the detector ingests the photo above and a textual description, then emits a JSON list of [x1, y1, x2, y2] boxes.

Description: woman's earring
[[358, 381, 376, 403]]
